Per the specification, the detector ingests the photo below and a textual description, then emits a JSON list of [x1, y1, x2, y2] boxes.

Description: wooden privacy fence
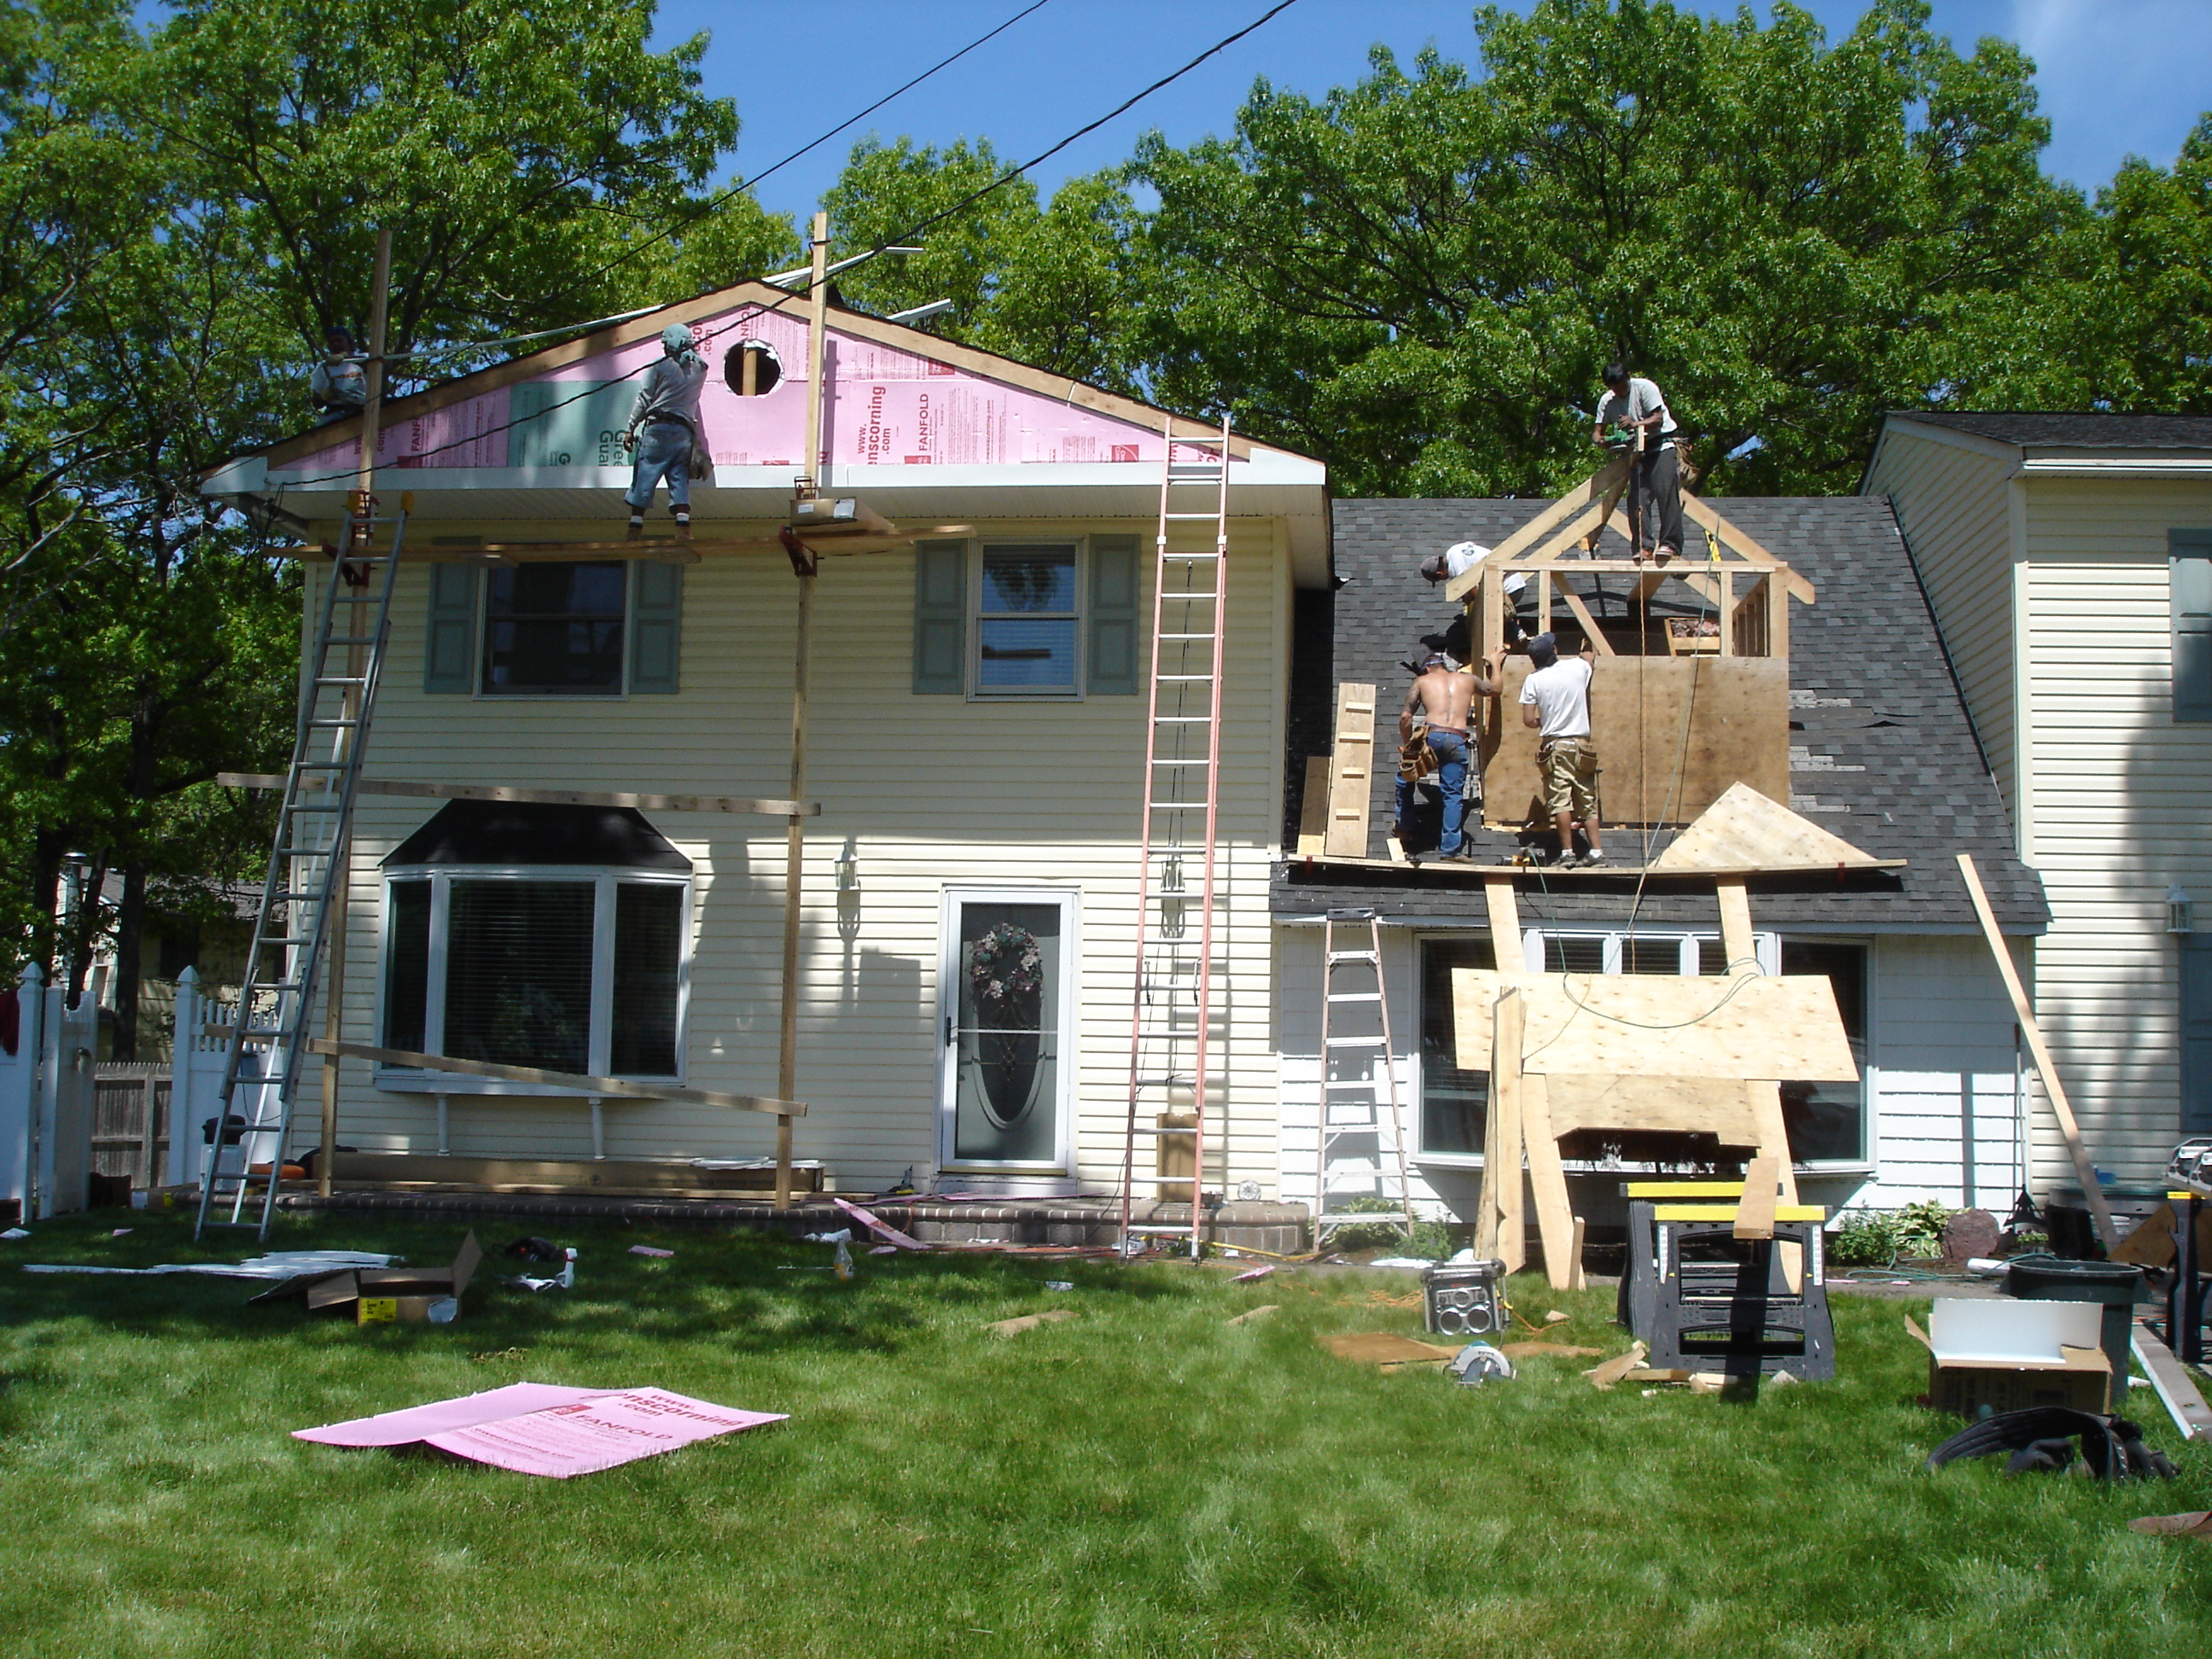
[[91, 1063, 171, 1190]]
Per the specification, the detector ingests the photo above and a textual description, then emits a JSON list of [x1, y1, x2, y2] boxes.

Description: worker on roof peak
[[1422, 542, 1528, 647], [1520, 631, 1604, 867], [621, 323, 709, 536], [311, 326, 366, 424], [1592, 360, 1682, 565]]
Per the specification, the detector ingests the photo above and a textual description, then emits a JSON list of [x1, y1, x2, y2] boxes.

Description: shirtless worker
[[1519, 631, 1604, 866], [1396, 650, 1501, 860]]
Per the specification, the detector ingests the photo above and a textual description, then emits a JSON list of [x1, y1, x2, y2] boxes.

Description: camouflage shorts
[[1539, 737, 1598, 820]]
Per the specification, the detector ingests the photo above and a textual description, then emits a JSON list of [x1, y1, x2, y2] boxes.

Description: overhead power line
[[571, 0, 1059, 294]]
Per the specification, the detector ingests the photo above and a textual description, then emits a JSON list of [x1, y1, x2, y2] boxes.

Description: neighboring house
[[200, 282, 1330, 1199], [1273, 497, 2051, 1225], [1865, 413, 2212, 1185]]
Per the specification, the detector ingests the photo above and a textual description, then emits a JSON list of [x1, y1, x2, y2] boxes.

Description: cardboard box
[[304, 1231, 481, 1325], [1906, 1299, 2112, 1417]]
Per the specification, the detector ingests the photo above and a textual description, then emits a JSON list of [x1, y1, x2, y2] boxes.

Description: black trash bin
[[2002, 1254, 2147, 1410]]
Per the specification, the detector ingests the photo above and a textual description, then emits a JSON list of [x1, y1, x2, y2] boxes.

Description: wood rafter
[[1445, 463, 1816, 608]]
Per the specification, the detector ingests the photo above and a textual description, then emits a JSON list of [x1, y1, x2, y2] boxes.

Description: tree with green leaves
[[0, 0, 789, 1049], [820, 137, 1146, 395], [1126, 0, 2078, 498]]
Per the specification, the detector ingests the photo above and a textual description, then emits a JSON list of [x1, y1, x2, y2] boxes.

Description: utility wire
[[568, 0, 1059, 295], [838, 0, 1303, 270], [266, 0, 1304, 492]]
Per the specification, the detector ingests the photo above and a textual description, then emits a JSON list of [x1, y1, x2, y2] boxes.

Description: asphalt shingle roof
[[1274, 496, 2050, 935], [1894, 412, 2212, 451]]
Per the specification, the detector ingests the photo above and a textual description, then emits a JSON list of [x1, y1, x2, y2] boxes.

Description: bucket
[[2002, 1254, 2147, 1408]]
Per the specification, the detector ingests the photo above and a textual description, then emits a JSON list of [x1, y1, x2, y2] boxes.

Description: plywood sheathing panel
[[1481, 657, 1789, 828], [1541, 1075, 1766, 1143], [1295, 756, 1332, 855], [1323, 684, 1379, 858], [1449, 969, 1858, 1081], [1652, 782, 1884, 875]]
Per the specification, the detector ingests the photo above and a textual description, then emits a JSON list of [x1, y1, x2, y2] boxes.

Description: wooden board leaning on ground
[[1449, 969, 1858, 1083], [1478, 656, 1788, 828]]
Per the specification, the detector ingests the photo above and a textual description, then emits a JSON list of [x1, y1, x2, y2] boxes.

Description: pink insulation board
[[271, 301, 1225, 474]]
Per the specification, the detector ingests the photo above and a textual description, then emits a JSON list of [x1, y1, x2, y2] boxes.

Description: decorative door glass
[[952, 901, 1063, 1163]]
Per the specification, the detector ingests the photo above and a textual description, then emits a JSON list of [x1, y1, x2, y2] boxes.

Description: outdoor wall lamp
[[835, 852, 859, 894], [2168, 884, 2195, 935]]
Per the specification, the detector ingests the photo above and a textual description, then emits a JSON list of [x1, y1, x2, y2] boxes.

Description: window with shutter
[[2172, 532, 2212, 724]]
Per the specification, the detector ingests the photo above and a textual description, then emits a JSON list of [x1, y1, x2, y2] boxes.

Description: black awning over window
[[381, 800, 692, 871]]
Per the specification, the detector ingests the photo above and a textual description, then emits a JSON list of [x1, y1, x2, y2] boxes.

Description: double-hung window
[[378, 802, 690, 1086], [911, 534, 1142, 697], [977, 543, 1081, 695]]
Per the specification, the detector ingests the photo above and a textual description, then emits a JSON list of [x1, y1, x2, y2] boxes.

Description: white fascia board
[[2015, 455, 2212, 477], [202, 456, 271, 496]]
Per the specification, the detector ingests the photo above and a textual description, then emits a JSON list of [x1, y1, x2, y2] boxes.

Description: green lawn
[[2, 1209, 2207, 1658]]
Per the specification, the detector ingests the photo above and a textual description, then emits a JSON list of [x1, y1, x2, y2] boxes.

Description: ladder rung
[[1328, 952, 1380, 964], [1163, 512, 1219, 521], [1153, 716, 1214, 724], [1326, 992, 1383, 1003], [1126, 1224, 1198, 1233], [286, 802, 344, 812], [1157, 673, 1215, 682], [315, 676, 370, 686], [1158, 632, 1216, 641], [1324, 1036, 1386, 1048], [1162, 552, 1220, 561], [1150, 759, 1211, 768]]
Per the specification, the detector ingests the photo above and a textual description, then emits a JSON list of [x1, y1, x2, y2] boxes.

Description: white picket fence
[[1, 964, 100, 1220]]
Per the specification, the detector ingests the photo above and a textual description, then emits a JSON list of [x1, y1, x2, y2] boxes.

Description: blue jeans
[[1394, 730, 1471, 854], [626, 422, 692, 509]]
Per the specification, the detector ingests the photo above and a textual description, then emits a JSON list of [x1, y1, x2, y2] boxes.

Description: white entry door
[[938, 891, 1077, 1184]]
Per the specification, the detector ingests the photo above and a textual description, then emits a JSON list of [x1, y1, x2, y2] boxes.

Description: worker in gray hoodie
[[621, 323, 708, 534]]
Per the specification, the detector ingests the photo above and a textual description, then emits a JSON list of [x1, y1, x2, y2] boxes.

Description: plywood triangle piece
[[1650, 782, 1883, 875]]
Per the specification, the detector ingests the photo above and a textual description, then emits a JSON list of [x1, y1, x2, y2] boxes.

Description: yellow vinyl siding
[[309, 519, 1292, 1193]]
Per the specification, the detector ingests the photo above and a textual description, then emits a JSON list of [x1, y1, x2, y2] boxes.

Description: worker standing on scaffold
[[621, 323, 708, 536], [1519, 631, 1604, 867], [1592, 360, 1682, 564]]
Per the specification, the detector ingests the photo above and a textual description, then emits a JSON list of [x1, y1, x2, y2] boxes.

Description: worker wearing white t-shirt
[[1518, 631, 1603, 865], [1591, 360, 1682, 562]]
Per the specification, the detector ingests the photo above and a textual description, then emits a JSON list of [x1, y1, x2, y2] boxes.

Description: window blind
[[611, 883, 684, 1075], [442, 880, 596, 1070]]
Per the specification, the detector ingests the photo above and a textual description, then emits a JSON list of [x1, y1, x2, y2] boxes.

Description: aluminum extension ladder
[[1119, 413, 1233, 1258], [1312, 908, 1417, 1247], [195, 502, 408, 1238]]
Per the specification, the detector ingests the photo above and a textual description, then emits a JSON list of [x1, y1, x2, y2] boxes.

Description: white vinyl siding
[[1858, 934, 2026, 1208], [2014, 476, 2212, 1183], [1863, 428, 2019, 828], [304, 521, 1290, 1191], [1874, 432, 2212, 1186]]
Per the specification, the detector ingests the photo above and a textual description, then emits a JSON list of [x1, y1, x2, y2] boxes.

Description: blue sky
[[655, 0, 2212, 227]]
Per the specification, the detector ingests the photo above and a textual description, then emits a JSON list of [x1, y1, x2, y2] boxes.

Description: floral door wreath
[[969, 922, 1043, 1008], [968, 923, 1045, 1129]]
